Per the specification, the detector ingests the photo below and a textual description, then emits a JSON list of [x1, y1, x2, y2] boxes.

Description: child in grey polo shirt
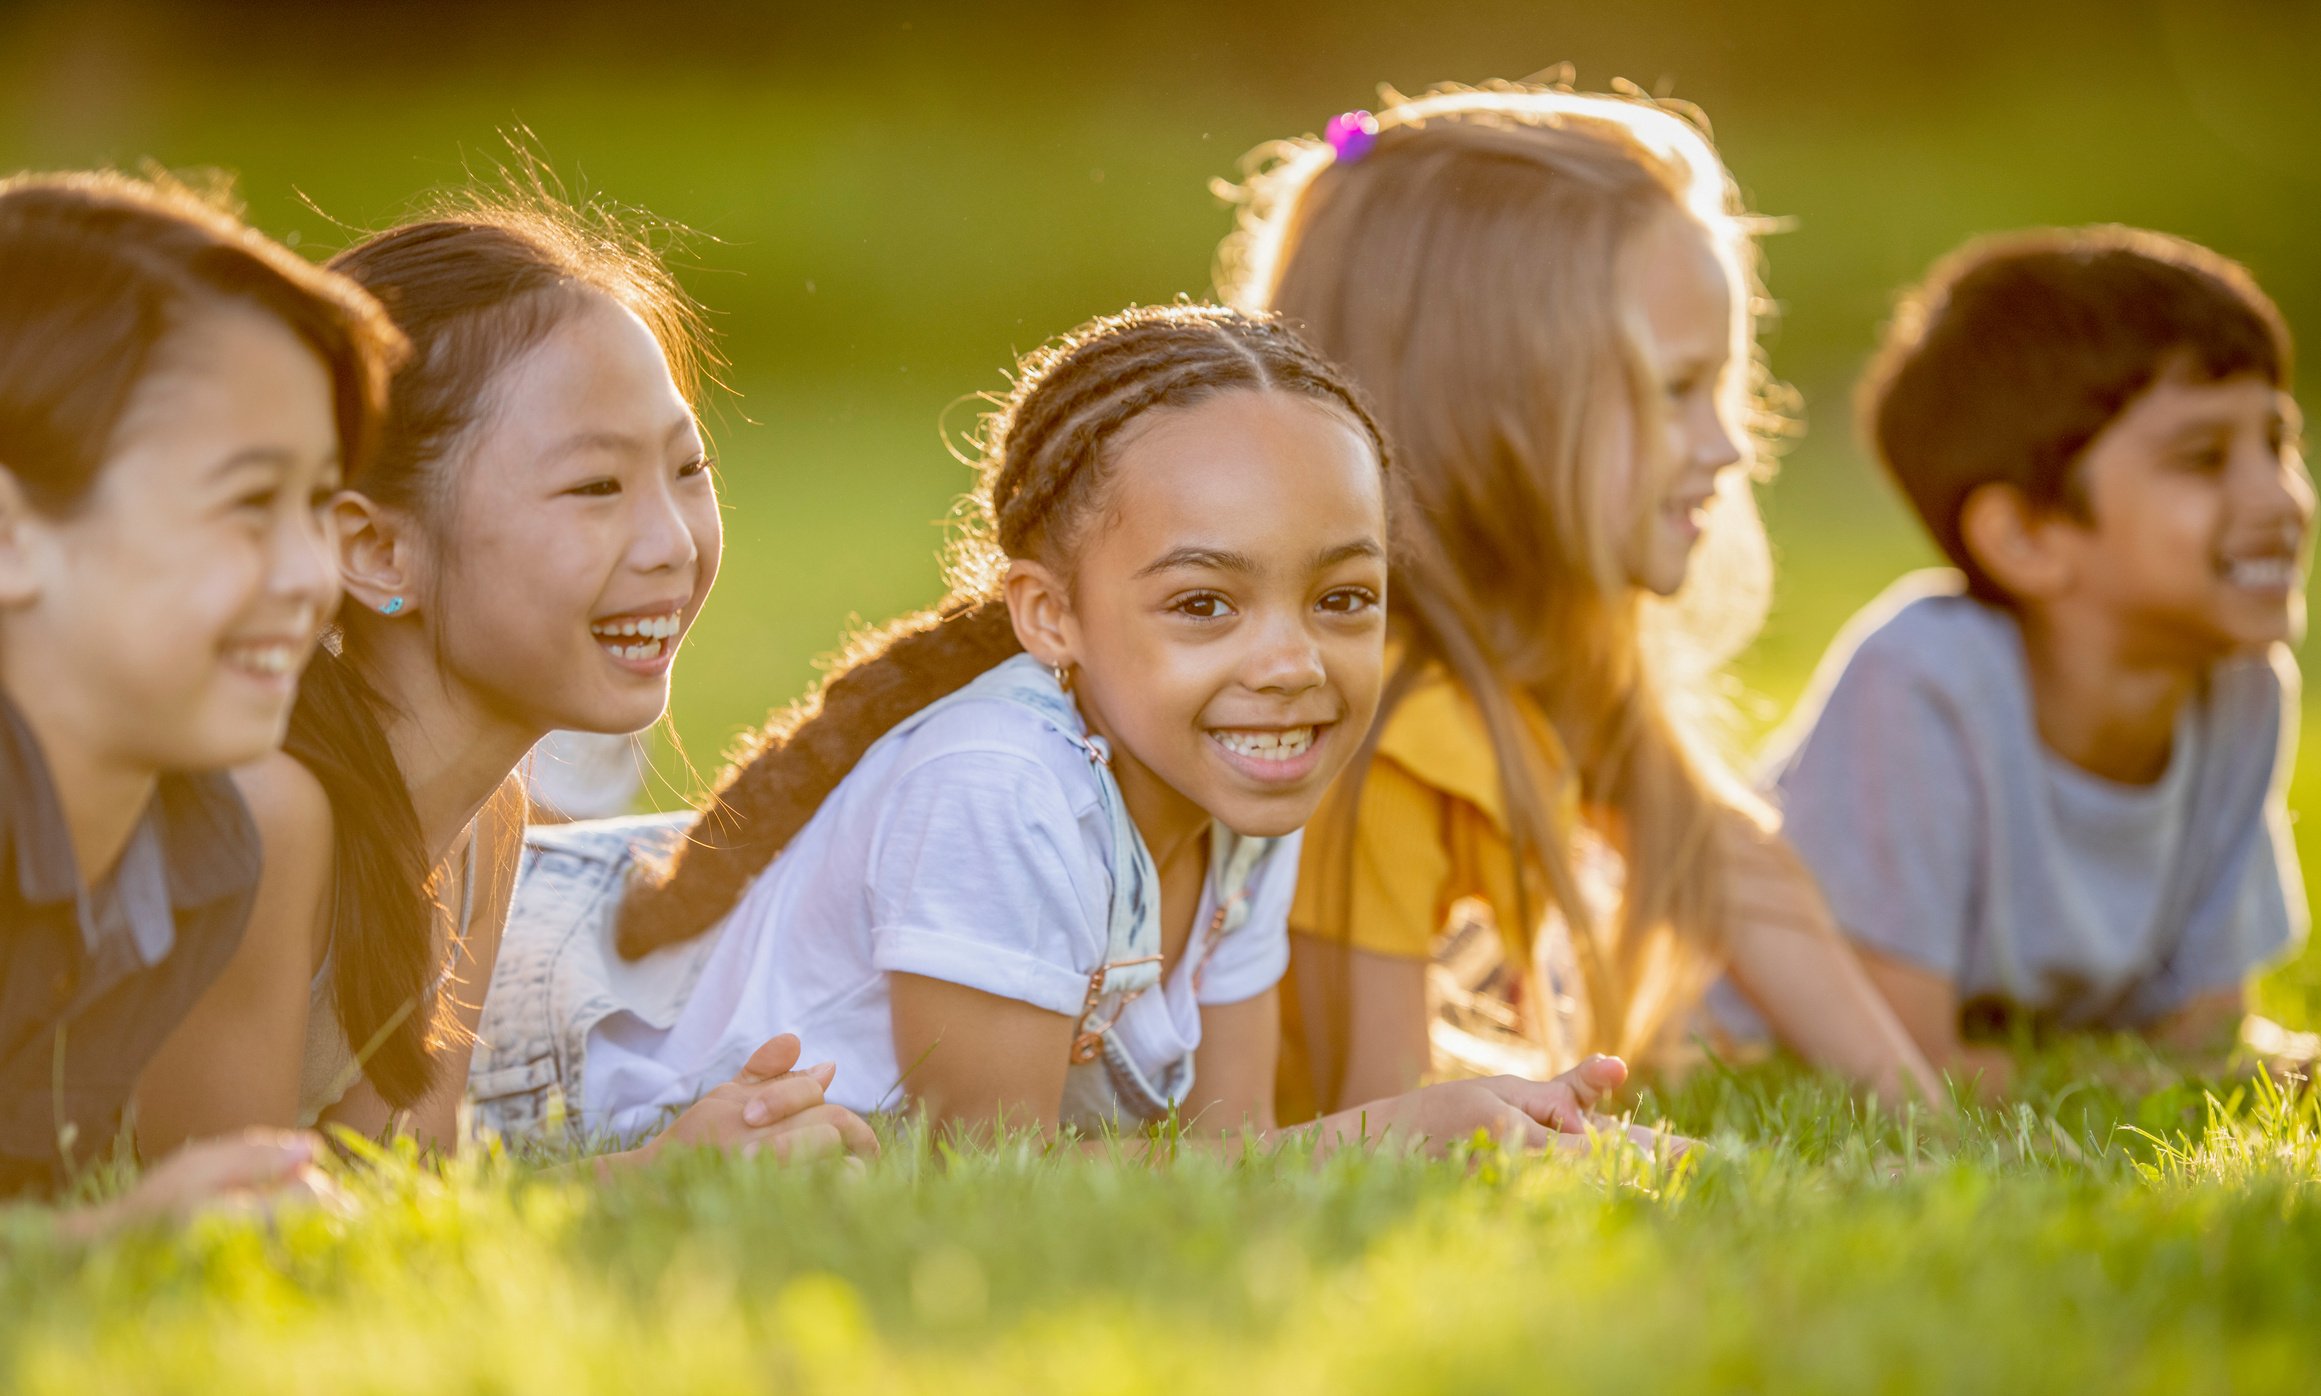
[[1768, 227, 2309, 1089]]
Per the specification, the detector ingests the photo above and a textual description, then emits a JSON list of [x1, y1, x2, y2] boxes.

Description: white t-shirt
[[581, 695, 1299, 1132]]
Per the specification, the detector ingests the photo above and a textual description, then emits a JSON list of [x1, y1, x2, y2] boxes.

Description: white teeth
[[2224, 558, 2299, 590], [224, 642, 300, 677], [591, 612, 682, 643], [598, 637, 667, 662], [1210, 727, 1315, 762]]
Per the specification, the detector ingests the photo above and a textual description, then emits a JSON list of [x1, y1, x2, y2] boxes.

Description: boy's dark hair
[[1861, 225, 2292, 603]]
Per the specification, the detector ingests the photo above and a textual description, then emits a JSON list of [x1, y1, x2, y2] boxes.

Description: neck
[[356, 625, 542, 865], [1126, 777, 1213, 884], [2015, 599, 2204, 785], [1082, 714, 1211, 881], [3, 672, 157, 887]]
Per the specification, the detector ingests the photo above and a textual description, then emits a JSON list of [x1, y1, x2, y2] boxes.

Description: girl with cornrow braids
[[136, 171, 875, 1172], [475, 303, 1654, 1156]]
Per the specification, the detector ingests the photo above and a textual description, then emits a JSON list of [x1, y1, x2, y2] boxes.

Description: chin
[[161, 717, 284, 774], [1209, 791, 1328, 840], [567, 692, 668, 738], [1634, 557, 1691, 598]]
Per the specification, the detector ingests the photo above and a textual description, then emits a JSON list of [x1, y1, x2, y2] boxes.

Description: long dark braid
[[618, 303, 1388, 956]]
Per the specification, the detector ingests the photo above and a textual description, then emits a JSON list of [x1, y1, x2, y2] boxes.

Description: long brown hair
[[619, 304, 1389, 957], [1219, 80, 1784, 1062], [291, 173, 714, 1108], [0, 170, 401, 517]]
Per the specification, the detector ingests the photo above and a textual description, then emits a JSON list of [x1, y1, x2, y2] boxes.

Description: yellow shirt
[[1277, 670, 1579, 1123]]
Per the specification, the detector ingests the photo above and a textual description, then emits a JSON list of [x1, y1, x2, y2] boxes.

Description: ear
[[0, 466, 44, 609], [1958, 482, 2076, 601], [331, 490, 422, 618], [1001, 557, 1077, 670]]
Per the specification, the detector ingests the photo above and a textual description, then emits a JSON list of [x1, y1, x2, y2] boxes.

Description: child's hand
[[62, 1129, 335, 1240], [642, 1033, 881, 1164], [1335, 1055, 1694, 1159]]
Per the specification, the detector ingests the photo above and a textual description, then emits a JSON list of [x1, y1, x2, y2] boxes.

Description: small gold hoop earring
[[1050, 662, 1073, 694]]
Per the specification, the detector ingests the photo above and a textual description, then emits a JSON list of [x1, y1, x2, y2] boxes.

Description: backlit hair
[[1220, 79, 1784, 1063]]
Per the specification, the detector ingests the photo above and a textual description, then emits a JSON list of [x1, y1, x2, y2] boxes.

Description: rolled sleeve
[[866, 747, 1107, 1019]]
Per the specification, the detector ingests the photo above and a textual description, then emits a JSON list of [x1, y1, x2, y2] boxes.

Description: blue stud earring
[[381, 597, 406, 616]]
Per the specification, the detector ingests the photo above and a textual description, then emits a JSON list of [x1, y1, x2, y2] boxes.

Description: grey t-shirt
[[1765, 572, 2305, 1032]]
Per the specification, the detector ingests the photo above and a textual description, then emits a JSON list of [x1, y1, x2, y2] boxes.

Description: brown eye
[[1172, 592, 1233, 620], [1318, 587, 1378, 615]]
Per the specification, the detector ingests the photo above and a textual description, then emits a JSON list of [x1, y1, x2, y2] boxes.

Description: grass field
[[8, 4, 2321, 1389], [7, 1051, 2320, 1393]]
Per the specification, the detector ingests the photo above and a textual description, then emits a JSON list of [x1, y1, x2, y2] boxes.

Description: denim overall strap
[[468, 813, 698, 1144], [904, 656, 1217, 1128], [887, 657, 1172, 1051]]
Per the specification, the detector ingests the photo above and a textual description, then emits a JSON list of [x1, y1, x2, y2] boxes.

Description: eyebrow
[[1312, 539, 1386, 568], [2156, 408, 2282, 443], [205, 447, 300, 480], [542, 417, 700, 466], [1135, 538, 1384, 579], [1136, 546, 1258, 578], [206, 446, 342, 486]]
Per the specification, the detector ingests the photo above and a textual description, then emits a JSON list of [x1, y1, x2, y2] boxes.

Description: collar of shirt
[[1, 691, 260, 925]]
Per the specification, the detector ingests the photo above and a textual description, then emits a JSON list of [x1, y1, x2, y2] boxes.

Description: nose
[[2244, 440, 2315, 537], [629, 476, 701, 577], [1691, 395, 1746, 477], [274, 498, 341, 620], [1247, 607, 1327, 696]]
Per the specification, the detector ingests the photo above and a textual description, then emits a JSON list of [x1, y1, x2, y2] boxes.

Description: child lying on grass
[[1217, 82, 1941, 1116], [475, 305, 1657, 1158], [136, 176, 873, 1174], [1766, 227, 2310, 1091], [0, 172, 402, 1230]]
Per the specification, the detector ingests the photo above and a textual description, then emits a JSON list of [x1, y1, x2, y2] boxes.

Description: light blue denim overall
[[469, 654, 1280, 1143]]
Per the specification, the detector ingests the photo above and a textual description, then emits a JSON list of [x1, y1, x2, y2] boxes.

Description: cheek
[[437, 517, 601, 656], [1327, 627, 1386, 720], [688, 493, 725, 595], [1077, 608, 1214, 733], [1589, 404, 1655, 552], [124, 523, 267, 652]]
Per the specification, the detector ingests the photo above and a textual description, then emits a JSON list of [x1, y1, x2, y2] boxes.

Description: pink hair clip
[[1324, 110, 1380, 164]]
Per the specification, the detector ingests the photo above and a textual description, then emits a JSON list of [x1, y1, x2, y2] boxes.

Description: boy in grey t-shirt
[[1770, 227, 2310, 1087]]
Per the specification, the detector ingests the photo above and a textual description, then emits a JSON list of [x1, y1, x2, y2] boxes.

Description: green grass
[[8, 1050, 2321, 1393]]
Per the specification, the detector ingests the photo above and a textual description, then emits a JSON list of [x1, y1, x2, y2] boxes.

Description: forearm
[[1721, 828, 1951, 1108], [1287, 934, 1430, 1115], [2152, 989, 2245, 1057]]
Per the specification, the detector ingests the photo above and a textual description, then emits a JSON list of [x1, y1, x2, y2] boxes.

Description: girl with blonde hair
[[1218, 80, 1946, 1117]]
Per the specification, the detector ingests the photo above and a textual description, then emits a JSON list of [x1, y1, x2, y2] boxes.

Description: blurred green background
[[8, 0, 2319, 1018]]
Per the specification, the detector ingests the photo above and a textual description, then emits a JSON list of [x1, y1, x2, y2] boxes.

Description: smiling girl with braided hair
[[474, 303, 1642, 1154]]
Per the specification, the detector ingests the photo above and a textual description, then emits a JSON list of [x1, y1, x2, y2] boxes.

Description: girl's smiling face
[[1008, 388, 1388, 841], [0, 301, 342, 774], [379, 292, 722, 737], [1608, 209, 1748, 598]]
